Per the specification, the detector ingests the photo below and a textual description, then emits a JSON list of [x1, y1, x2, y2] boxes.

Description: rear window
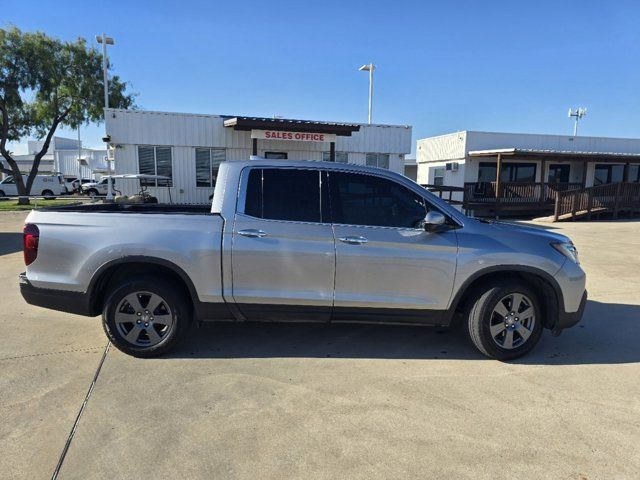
[[244, 168, 321, 223]]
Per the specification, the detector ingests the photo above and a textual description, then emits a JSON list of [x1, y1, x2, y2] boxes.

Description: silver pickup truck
[[19, 160, 586, 360]]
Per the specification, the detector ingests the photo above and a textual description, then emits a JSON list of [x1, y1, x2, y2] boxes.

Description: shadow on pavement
[[167, 300, 640, 365], [0, 232, 22, 256]]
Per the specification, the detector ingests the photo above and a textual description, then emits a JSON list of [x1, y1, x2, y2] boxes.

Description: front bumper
[[554, 289, 587, 334], [19, 273, 95, 316]]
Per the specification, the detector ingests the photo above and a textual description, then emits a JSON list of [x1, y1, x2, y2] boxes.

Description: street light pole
[[359, 63, 375, 124], [96, 34, 115, 201]]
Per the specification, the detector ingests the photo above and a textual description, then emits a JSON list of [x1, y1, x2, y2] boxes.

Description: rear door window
[[330, 171, 427, 228], [244, 168, 322, 223]]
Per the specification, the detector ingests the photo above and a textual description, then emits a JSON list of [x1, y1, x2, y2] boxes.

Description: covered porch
[[462, 148, 640, 217]]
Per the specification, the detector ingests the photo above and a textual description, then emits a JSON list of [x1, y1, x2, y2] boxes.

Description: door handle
[[339, 236, 368, 245], [238, 229, 268, 238]]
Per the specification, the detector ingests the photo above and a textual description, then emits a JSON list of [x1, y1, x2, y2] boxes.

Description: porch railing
[[554, 182, 640, 221], [421, 184, 465, 206], [464, 182, 583, 206]]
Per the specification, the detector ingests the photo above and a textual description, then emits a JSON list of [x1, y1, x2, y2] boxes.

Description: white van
[[0, 174, 67, 198]]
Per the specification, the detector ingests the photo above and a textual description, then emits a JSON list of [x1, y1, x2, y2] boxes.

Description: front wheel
[[41, 189, 55, 200], [102, 276, 192, 357], [466, 281, 543, 360], [86, 188, 99, 197], [0, 190, 5, 197]]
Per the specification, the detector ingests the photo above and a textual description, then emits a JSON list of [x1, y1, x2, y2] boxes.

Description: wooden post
[[586, 188, 593, 220], [623, 163, 630, 182], [613, 181, 622, 219], [539, 158, 546, 208], [581, 162, 588, 188], [495, 153, 502, 219], [554, 195, 560, 222]]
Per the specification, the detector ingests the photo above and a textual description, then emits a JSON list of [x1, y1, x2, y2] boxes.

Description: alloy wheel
[[489, 292, 536, 350], [115, 291, 174, 347]]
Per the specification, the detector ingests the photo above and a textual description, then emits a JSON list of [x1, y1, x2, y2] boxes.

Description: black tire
[[42, 189, 55, 199], [102, 276, 192, 357], [466, 280, 543, 361], [86, 188, 99, 197], [0, 190, 5, 197]]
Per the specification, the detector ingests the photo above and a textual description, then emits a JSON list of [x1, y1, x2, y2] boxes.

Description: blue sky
[[5, 0, 640, 154]]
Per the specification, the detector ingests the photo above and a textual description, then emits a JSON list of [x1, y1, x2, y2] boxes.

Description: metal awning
[[223, 116, 361, 136], [468, 148, 640, 162]]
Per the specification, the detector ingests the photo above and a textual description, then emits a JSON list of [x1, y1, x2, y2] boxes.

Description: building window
[[138, 146, 172, 187], [195, 148, 225, 187], [433, 167, 445, 186], [322, 151, 348, 163], [594, 164, 625, 185], [478, 162, 537, 183], [547, 164, 570, 183], [366, 153, 390, 169], [265, 152, 288, 159]]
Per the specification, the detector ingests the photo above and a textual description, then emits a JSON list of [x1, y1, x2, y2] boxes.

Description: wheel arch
[[87, 256, 199, 317], [450, 266, 563, 330]]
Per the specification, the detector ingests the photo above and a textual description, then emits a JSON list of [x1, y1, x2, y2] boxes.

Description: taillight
[[23, 223, 39, 266]]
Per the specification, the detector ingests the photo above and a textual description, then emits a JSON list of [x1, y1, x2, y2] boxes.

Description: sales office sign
[[251, 129, 336, 143]]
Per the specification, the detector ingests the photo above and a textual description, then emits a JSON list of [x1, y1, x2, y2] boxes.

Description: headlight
[[551, 241, 579, 264]]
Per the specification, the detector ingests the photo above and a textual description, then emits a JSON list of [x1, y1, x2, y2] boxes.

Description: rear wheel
[[0, 190, 5, 197], [41, 189, 55, 199], [466, 281, 543, 360], [102, 276, 192, 357]]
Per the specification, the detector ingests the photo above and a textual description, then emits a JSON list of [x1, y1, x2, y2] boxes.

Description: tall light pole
[[568, 107, 587, 136], [96, 33, 115, 201], [359, 63, 375, 124]]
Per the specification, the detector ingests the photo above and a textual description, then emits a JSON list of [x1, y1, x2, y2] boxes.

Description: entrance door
[[231, 167, 334, 321], [329, 171, 458, 321], [548, 164, 570, 183]]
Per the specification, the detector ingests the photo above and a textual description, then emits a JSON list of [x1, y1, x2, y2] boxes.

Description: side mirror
[[423, 211, 446, 231]]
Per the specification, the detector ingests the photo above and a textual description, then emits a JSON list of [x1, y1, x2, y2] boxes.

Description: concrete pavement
[[0, 211, 639, 479]]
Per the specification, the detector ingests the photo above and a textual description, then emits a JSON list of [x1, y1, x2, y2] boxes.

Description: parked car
[[0, 174, 66, 198], [19, 160, 586, 360], [81, 177, 115, 196], [62, 177, 92, 194]]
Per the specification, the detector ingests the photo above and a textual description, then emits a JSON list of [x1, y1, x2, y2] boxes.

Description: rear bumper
[[554, 290, 587, 333], [19, 273, 95, 316]]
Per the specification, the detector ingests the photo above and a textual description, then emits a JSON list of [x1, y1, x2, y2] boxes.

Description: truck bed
[[41, 203, 212, 215]]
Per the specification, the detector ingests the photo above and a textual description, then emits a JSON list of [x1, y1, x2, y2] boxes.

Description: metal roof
[[223, 116, 361, 136], [468, 148, 640, 161]]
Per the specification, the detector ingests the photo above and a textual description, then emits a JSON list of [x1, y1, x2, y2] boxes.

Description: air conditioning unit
[[445, 162, 459, 172]]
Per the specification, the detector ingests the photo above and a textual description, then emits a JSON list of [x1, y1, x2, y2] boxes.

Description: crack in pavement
[[51, 341, 111, 480]]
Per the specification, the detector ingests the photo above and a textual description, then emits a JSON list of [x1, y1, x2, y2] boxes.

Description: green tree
[[0, 26, 135, 204]]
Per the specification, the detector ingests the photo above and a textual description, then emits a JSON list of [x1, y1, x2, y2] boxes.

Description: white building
[[416, 131, 640, 216], [104, 109, 412, 203], [416, 131, 640, 187], [5, 136, 107, 180]]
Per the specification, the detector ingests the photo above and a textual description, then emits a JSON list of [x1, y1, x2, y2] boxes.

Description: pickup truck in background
[[19, 160, 587, 360]]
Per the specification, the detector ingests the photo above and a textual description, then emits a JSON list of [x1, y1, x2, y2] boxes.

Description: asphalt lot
[[1, 211, 639, 479]]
